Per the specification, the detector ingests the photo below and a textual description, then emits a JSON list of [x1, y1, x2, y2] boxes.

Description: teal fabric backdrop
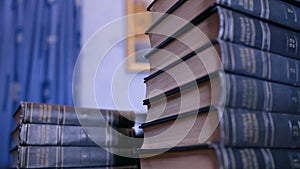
[[0, 0, 81, 167]]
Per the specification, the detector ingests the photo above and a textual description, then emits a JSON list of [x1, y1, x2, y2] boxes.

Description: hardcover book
[[14, 102, 135, 128], [139, 145, 300, 169]]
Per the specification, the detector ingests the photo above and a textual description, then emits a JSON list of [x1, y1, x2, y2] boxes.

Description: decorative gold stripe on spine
[[106, 147, 110, 166], [231, 75, 237, 107], [268, 113, 275, 147], [61, 126, 64, 146], [230, 109, 237, 145], [222, 42, 229, 69], [260, 22, 266, 50], [30, 102, 33, 123], [56, 147, 59, 168], [26, 146, 30, 168], [266, 149, 275, 168], [105, 111, 109, 146], [265, 0, 270, 19], [268, 83, 273, 111], [224, 110, 230, 144], [221, 148, 230, 168], [228, 148, 236, 169], [261, 51, 267, 79], [266, 23, 271, 51], [228, 10, 234, 42], [260, 0, 264, 18], [61, 147, 64, 168], [24, 102, 28, 122], [229, 43, 235, 71], [225, 75, 231, 106], [56, 125, 59, 145], [63, 106, 66, 125], [267, 52, 272, 80], [57, 105, 60, 125], [262, 112, 269, 147], [222, 9, 229, 41], [21, 146, 24, 168]]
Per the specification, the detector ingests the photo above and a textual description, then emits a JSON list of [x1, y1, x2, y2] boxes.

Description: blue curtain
[[0, 0, 81, 167]]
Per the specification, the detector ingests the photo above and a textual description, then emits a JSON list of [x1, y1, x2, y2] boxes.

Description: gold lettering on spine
[[241, 113, 259, 144], [39, 105, 43, 122], [45, 147, 49, 167], [47, 105, 52, 123], [36, 147, 40, 167], [43, 105, 47, 123], [261, 51, 267, 79], [238, 0, 254, 11]]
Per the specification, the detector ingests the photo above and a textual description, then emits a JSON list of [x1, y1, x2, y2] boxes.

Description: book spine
[[20, 103, 134, 127], [16, 124, 136, 147], [224, 73, 300, 113], [222, 108, 300, 147], [221, 41, 300, 86], [217, 147, 300, 169], [18, 146, 137, 168], [219, 7, 300, 60], [219, 0, 300, 31]]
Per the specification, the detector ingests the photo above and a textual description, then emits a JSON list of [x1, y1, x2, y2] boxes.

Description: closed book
[[147, 0, 300, 47], [12, 123, 138, 147], [145, 40, 300, 98], [145, 6, 300, 71], [141, 106, 300, 149], [139, 145, 300, 169], [11, 146, 138, 168], [14, 102, 135, 128], [144, 71, 300, 122]]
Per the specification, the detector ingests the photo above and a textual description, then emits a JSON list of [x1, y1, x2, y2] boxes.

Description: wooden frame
[[126, 0, 151, 72]]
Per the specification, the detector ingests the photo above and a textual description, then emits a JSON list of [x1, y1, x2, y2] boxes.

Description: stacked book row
[[11, 102, 141, 169], [139, 0, 300, 168]]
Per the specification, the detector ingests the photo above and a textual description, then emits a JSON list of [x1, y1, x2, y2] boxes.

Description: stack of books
[[139, 0, 300, 168], [11, 102, 141, 168]]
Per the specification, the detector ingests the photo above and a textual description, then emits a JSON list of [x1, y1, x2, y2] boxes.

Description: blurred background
[[0, 0, 150, 167]]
